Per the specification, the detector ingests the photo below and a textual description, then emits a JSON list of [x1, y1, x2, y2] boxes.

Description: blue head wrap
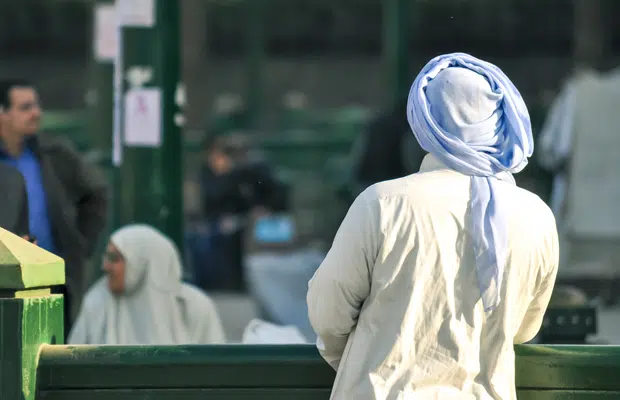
[[406, 53, 533, 311]]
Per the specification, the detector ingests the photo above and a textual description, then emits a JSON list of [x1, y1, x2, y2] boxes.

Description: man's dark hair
[[201, 134, 249, 159], [0, 79, 34, 110], [201, 135, 233, 156]]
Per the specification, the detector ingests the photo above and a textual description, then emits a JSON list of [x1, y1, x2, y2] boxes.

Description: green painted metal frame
[[31, 344, 620, 399], [34, 344, 620, 391], [37, 345, 335, 390]]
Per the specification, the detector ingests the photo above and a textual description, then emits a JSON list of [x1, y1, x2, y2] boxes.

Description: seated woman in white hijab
[[68, 224, 226, 345]]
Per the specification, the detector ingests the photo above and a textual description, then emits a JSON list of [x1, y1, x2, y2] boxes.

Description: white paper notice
[[123, 88, 162, 147], [119, 0, 155, 27], [94, 4, 118, 61]]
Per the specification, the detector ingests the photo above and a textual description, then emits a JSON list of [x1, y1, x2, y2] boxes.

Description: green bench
[[0, 230, 619, 400], [36, 345, 335, 400], [33, 344, 620, 400]]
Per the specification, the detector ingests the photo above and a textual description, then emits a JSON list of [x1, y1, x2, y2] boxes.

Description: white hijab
[[68, 224, 226, 345]]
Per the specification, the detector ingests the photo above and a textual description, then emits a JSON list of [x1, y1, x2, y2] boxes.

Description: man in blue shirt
[[0, 79, 108, 336]]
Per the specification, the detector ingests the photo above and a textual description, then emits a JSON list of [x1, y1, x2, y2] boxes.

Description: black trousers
[[212, 231, 246, 292]]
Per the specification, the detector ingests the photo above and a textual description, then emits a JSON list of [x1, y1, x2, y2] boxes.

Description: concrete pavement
[[210, 293, 260, 343]]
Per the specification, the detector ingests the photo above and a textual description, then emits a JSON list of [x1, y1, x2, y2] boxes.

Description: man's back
[[308, 53, 558, 400], [322, 154, 558, 399]]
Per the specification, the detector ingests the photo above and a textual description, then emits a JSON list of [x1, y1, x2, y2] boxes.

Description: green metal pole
[[90, 0, 115, 154], [90, 0, 118, 280], [245, 0, 265, 128], [383, 0, 410, 108], [118, 0, 183, 251]]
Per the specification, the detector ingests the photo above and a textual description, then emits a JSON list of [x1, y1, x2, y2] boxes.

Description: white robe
[[68, 225, 226, 345], [307, 154, 559, 400]]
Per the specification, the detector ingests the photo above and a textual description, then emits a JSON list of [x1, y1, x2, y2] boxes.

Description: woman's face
[[103, 242, 125, 294]]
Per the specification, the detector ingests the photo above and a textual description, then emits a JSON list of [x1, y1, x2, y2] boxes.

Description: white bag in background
[[241, 319, 308, 344]]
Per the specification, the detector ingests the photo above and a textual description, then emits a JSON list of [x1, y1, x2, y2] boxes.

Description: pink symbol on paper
[[134, 95, 148, 115]]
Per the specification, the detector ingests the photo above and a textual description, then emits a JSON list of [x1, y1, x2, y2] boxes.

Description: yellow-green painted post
[[0, 229, 65, 400]]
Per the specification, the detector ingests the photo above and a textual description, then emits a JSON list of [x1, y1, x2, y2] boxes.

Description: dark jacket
[[200, 159, 286, 222], [0, 163, 29, 236], [352, 103, 426, 188], [31, 134, 108, 313]]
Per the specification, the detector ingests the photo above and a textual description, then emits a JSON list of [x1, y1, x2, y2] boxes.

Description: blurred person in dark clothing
[[198, 134, 285, 292], [351, 98, 427, 195], [0, 79, 109, 336], [0, 135, 36, 241], [0, 162, 30, 237]]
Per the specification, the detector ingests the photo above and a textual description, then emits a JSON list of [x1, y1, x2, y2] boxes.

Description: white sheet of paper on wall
[[123, 88, 162, 148], [119, 0, 155, 27], [94, 4, 118, 61]]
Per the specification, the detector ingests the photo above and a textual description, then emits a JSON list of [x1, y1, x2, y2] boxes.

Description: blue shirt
[[0, 147, 56, 253]]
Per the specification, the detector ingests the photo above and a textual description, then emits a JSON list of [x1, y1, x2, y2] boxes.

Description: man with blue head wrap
[[308, 53, 559, 399]]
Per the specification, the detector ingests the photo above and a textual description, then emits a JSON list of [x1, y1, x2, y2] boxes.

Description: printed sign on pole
[[123, 88, 162, 147]]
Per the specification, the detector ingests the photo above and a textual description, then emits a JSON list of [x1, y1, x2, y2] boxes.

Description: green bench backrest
[[36, 345, 334, 400], [33, 344, 620, 400], [515, 345, 620, 399]]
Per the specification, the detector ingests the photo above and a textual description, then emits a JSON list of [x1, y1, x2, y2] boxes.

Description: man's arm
[[514, 217, 560, 344], [514, 267, 558, 344], [15, 175, 30, 237], [307, 190, 379, 370]]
